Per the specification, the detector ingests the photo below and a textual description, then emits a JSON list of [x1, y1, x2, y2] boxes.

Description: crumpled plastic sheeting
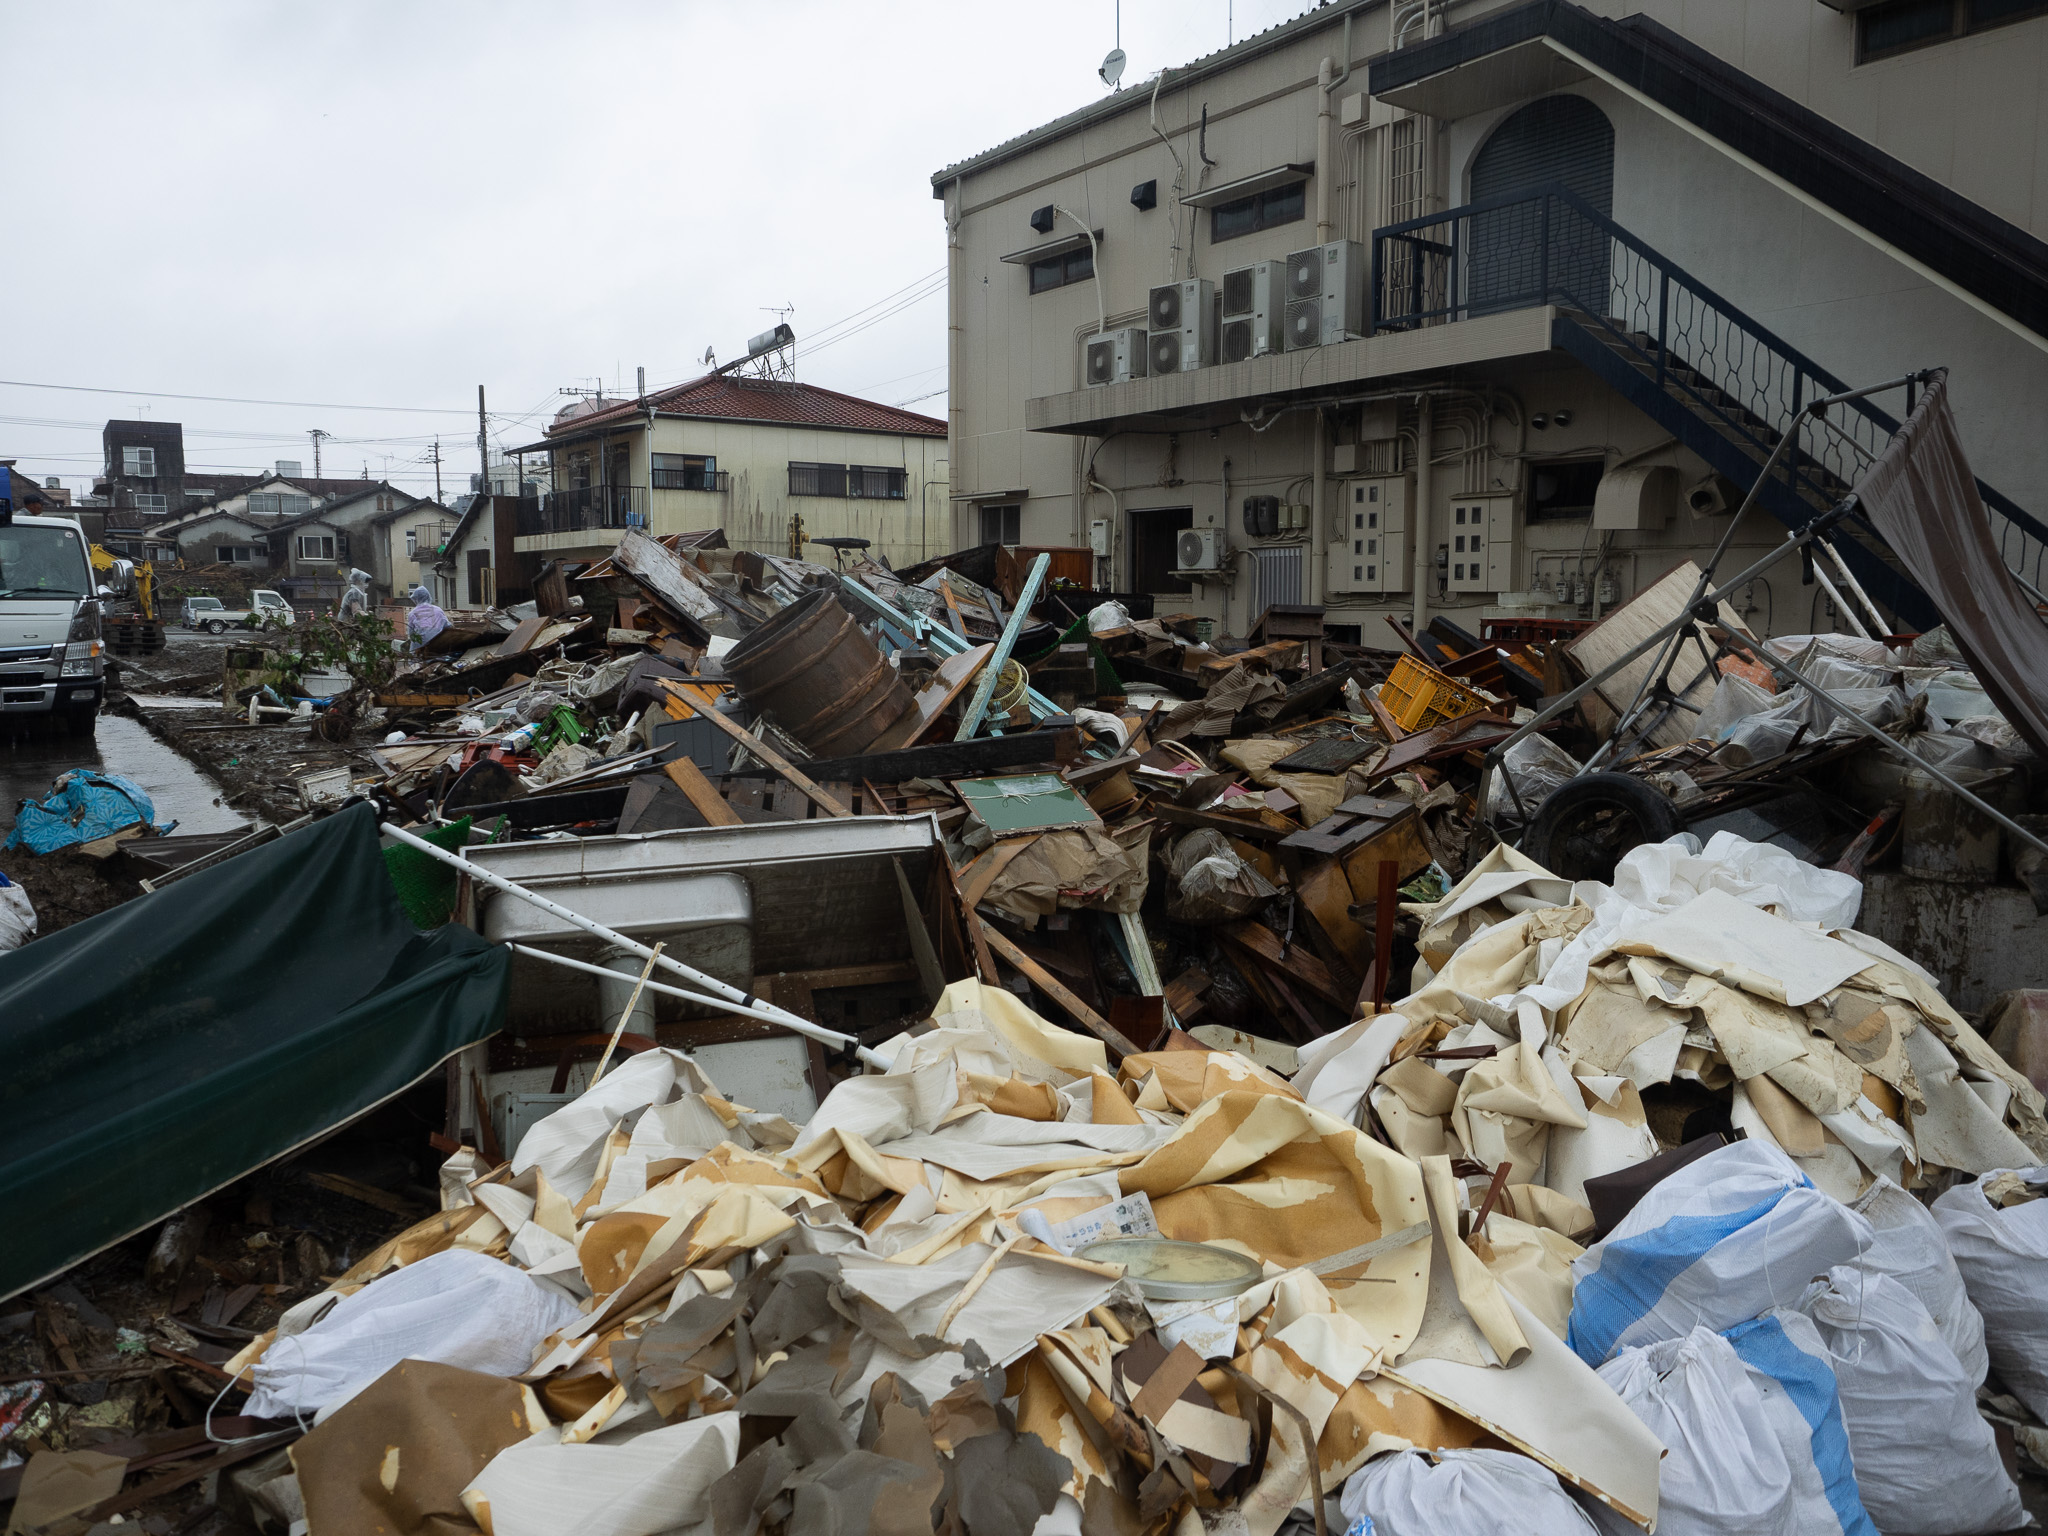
[[2, 770, 170, 854]]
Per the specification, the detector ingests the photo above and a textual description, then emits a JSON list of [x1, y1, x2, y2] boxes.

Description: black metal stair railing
[[1370, 185, 2048, 605]]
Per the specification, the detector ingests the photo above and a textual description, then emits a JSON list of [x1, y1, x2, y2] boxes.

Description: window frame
[[1210, 181, 1307, 244], [848, 465, 908, 500], [1029, 245, 1095, 295], [788, 462, 849, 498], [977, 504, 1021, 545], [133, 493, 168, 515], [652, 452, 719, 491], [295, 533, 336, 561], [122, 445, 157, 478], [1857, 0, 2048, 61]]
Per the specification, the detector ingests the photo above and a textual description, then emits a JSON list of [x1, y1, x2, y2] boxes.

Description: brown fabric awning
[[1852, 369, 2048, 762]]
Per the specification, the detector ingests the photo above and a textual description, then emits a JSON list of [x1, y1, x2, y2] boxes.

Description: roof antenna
[[1100, 0, 1124, 88]]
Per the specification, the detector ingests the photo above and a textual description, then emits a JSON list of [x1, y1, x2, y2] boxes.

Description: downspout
[[1309, 408, 1328, 605], [1412, 393, 1433, 631], [1315, 13, 1353, 246], [946, 179, 966, 550], [1052, 205, 1106, 337]]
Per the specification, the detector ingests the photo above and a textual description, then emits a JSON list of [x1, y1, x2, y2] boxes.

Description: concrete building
[[370, 498, 459, 607], [929, 0, 2048, 642], [511, 374, 948, 569]]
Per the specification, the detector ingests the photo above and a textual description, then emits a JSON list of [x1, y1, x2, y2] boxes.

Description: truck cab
[[0, 514, 105, 728]]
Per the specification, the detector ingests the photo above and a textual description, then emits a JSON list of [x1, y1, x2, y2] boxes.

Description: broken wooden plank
[[663, 757, 744, 827], [718, 727, 1070, 784], [979, 920, 1143, 1058], [301, 1171, 425, 1218], [659, 680, 851, 818], [1148, 801, 1290, 843], [1196, 638, 1306, 686], [1221, 921, 1348, 1010]]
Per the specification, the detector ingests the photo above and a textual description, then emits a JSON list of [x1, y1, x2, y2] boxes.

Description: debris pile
[[7, 486, 2048, 1532]]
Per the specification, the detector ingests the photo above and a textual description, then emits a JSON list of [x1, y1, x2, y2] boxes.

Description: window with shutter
[[788, 462, 849, 498]]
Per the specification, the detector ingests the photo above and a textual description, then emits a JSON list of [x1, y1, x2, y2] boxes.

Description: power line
[[0, 378, 477, 415]]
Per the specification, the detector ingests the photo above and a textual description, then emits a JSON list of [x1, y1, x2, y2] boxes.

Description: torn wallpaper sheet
[[461, 1411, 741, 1536]]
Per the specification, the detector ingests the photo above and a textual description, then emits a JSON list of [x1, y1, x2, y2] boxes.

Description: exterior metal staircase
[[1371, 185, 2048, 631]]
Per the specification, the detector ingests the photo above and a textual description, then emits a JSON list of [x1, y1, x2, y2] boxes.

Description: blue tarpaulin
[[3, 770, 173, 854]]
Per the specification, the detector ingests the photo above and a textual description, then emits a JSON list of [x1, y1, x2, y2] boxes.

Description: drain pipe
[[1051, 206, 1106, 338], [1309, 407, 1328, 604], [380, 821, 889, 1069], [1412, 393, 1434, 631], [1315, 13, 1353, 245]]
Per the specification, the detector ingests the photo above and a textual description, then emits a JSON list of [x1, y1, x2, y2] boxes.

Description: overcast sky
[[1, 1, 1311, 500]]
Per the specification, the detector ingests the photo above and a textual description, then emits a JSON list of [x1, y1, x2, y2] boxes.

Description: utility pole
[[431, 438, 443, 503], [477, 386, 489, 499], [308, 428, 331, 478]]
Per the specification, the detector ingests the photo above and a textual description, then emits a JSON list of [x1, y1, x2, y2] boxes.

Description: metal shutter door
[[1468, 95, 1616, 316]]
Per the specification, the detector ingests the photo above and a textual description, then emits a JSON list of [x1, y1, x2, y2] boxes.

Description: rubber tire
[[64, 704, 98, 739], [1521, 771, 1686, 883], [206, 619, 227, 634]]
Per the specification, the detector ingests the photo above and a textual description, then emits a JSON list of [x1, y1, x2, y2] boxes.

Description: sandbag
[[1721, 1309, 1879, 1536], [1338, 1448, 1597, 1536], [245, 1249, 581, 1420], [1568, 1140, 1871, 1365], [0, 873, 33, 953], [1799, 1265, 2023, 1535], [1849, 1176, 1987, 1385], [1592, 1327, 1796, 1536], [1933, 1166, 2048, 1421]]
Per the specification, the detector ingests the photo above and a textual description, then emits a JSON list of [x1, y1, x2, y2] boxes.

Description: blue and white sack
[[1718, 1308, 1880, 1536], [1567, 1140, 1870, 1365]]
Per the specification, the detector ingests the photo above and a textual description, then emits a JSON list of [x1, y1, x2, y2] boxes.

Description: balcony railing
[[514, 484, 650, 537], [1369, 184, 2048, 595], [650, 467, 731, 492]]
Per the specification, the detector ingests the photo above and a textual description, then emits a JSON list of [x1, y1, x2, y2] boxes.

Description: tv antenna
[[1100, 1, 1124, 88]]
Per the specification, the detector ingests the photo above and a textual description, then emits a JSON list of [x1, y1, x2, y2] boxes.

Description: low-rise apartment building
[[930, 0, 2048, 641], [510, 374, 948, 570]]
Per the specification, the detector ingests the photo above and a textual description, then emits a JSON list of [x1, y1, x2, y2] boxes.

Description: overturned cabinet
[[454, 815, 959, 1149]]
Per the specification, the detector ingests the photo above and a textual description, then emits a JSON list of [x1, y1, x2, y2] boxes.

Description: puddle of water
[[0, 715, 248, 836]]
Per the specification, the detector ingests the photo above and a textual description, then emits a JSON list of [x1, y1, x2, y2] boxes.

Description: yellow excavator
[[88, 544, 166, 656]]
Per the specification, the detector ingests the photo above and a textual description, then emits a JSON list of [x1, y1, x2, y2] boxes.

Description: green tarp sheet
[[0, 802, 508, 1300]]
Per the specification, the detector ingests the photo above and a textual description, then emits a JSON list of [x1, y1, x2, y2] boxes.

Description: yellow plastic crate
[[1381, 653, 1494, 732]]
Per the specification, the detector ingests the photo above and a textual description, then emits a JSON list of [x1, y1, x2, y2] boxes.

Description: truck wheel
[[64, 703, 99, 738], [1521, 771, 1685, 883], [206, 619, 227, 634]]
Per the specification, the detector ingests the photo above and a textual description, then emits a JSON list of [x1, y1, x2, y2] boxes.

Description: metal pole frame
[[379, 820, 889, 1068]]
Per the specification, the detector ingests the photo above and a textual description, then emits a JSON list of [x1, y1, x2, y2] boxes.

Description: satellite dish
[[702, 347, 716, 366], [1099, 48, 1126, 88]]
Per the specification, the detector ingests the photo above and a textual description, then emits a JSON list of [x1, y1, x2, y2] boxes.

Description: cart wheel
[[1522, 772, 1685, 882]]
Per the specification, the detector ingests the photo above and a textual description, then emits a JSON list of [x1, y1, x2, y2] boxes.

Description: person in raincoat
[[406, 584, 449, 650], [336, 568, 373, 622]]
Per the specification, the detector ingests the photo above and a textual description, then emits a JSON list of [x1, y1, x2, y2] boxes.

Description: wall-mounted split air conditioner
[[1176, 527, 1223, 571], [1148, 279, 1215, 375], [1220, 261, 1283, 363], [1284, 240, 1367, 351], [1083, 326, 1149, 388]]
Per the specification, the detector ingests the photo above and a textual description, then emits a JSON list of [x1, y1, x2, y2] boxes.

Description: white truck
[[196, 590, 295, 633], [0, 512, 107, 731]]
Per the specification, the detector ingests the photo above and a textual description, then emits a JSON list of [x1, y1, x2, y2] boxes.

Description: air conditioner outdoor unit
[[1220, 261, 1283, 364], [1083, 326, 1149, 388], [1329, 475, 1412, 594], [1176, 527, 1223, 572], [1148, 279, 1216, 375], [1284, 240, 1368, 351]]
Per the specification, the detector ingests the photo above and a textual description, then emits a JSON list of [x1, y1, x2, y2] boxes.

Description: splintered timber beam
[[979, 918, 1144, 1059]]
